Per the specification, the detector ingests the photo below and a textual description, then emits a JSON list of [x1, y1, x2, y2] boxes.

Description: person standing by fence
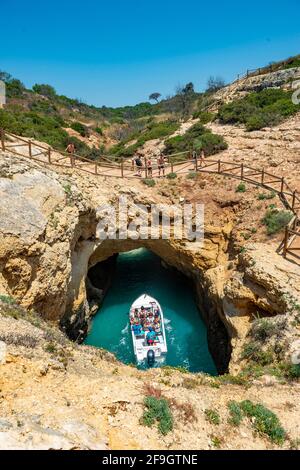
[[157, 154, 165, 177], [199, 149, 205, 167], [66, 142, 75, 155], [192, 150, 198, 170], [147, 157, 153, 177], [134, 154, 143, 177], [66, 142, 75, 166]]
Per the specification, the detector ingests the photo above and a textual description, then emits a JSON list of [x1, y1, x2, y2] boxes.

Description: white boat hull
[[129, 294, 168, 364]]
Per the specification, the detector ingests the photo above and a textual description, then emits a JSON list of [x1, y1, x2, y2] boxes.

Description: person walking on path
[[134, 155, 143, 177], [147, 157, 153, 177], [199, 149, 205, 167], [66, 142, 75, 166], [157, 154, 165, 177]]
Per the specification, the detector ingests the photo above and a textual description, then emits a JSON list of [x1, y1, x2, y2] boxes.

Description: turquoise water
[[85, 248, 217, 374]]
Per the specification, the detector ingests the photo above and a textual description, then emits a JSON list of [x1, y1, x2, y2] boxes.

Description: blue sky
[[1, 0, 300, 107]]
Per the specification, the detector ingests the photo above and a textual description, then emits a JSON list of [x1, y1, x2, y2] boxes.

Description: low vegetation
[[241, 400, 286, 444], [227, 401, 243, 426], [241, 342, 275, 365], [204, 408, 220, 425], [141, 396, 174, 435], [70, 121, 89, 137], [227, 400, 286, 445], [262, 208, 293, 235], [142, 178, 156, 187], [110, 120, 180, 158], [236, 182, 246, 193], [218, 88, 299, 131], [164, 122, 227, 157]]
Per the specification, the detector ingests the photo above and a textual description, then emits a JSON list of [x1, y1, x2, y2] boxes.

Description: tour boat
[[129, 294, 168, 366]]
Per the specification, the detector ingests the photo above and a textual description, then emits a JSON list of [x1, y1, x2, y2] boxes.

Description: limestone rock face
[[224, 243, 300, 317], [0, 144, 299, 373], [220, 243, 300, 371], [212, 67, 300, 107]]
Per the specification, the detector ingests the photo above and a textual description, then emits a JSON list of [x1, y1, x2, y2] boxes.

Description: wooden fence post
[[292, 191, 296, 211], [280, 177, 284, 194], [95, 161, 98, 175], [261, 168, 265, 185], [48, 148, 51, 164], [28, 140, 32, 158], [241, 163, 244, 180], [283, 226, 288, 258], [121, 158, 124, 178], [144, 157, 147, 178], [0, 128, 5, 151], [170, 157, 174, 173], [218, 160, 221, 173]]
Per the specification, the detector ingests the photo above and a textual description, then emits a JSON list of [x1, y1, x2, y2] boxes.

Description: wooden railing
[[1, 128, 299, 260], [234, 63, 289, 82]]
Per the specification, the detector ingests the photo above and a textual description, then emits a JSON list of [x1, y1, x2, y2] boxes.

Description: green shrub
[[250, 318, 280, 341], [283, 363, 300, 379], [205, 408, 220, 425], [6, 79, 26, 98], [166, 172, 177, 179], [164, 122, 227, 156], [262, 209, 293, 235], [240, 400, 286, 444], [63, 183, 72, 195], [110, 120, 179, 158], [193, 111, 215, 123], [95, 126, 103, 135], [236, 182, 246, 193], [246, 115, 266, 131], [215, 373, 248, 386], [210, 435, 223, 448], [258, 191, 276, 200], [141, 396, 173, 435], [228, 401, 243, 426], [32, 83, 56, 98], [44, 342, 57, 354], [218, 89, 299, 130], [143, 178, 156, 187], [241, 342, 274, 365], [0, 295, 16, 305], [187, 172, 197, 179], [70, 121, 88, 137]]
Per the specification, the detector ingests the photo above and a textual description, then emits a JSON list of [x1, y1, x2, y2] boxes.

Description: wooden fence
[[1, 128, 299, 260]]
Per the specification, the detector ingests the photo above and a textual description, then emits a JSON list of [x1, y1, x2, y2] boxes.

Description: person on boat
[[146, 327, 156, 345], [140, 309, 146, 320], [154, 308, 160, 317], [148, 310, 153, 318], [132, 322, 142, 336]]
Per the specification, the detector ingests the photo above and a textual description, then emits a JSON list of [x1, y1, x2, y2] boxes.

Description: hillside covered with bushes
[[0, 53, 300, 161]]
